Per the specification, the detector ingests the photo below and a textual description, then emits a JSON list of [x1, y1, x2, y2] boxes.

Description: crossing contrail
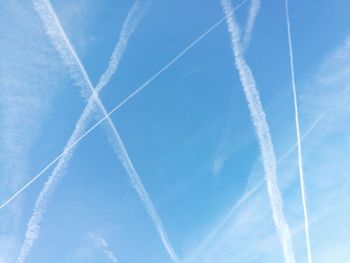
[[15, 1, 149, 263], [16, 1, 181, 263], [0, 0, 249, 211], [186, 105, 329, 262], [284, 0, 313, 262], [220, 0, 295, 262], [242, 0, 260, 51]]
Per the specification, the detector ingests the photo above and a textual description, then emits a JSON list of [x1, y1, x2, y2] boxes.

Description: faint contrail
[[15, 1, 148, 263], [220, 0, 295, 262], [284, 0, 313, 262], [89, 234, 118, 263], [184, 182, 262, 263], [242, 0, 260, 51], [0, 0, 249, 211]]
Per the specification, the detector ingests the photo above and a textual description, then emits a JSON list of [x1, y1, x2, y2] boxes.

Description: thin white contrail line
[[15, 2, 147, 263], [0, 0, 249, 211], [284, 0, 313, 262], [220, 0, 295, 262], [242, 0, 260, 52]]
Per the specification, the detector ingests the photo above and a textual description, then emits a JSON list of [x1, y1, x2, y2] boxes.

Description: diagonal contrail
[[16, 1, 179, 263], [15, 1, 154, 263], [284, 0, 313, 262], [242, 0, 260, 52], [0, 0, 249, 211], [183, 182, 262, 263], [220, 0, 295, 262]]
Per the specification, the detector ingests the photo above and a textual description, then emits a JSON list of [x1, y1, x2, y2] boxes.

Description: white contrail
[[15, 1, 180, 263], [242, 0, 260, 52], [0, 0, 249, 211], [284, 0, 313, 262], [186, 108, 328, 262], [220, 0, 295, 262], [16, 1, 146, 262]]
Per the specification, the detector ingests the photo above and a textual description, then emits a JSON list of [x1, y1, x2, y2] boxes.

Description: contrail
[[284, 0, 313, 262], [89, 234, 118, 263], [15, 1, 149, 263], [242, 0, 260, 52], [220, 0, 295, 262], [186, 106, 329, 262], [0, 0, 249, 211], [184, 182, 262, 263], [15, 1, 181, 263], [97, 238, 118, 263]]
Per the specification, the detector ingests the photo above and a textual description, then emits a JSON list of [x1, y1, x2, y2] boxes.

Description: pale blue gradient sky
[[1, 0, 350, 262]]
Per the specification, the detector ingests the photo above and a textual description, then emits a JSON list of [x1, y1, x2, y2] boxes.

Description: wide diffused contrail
[[15, 1, 151, 263], [284, 0, 313, 262], [220, 0, 295, 262], [242, 0, 260, 51]]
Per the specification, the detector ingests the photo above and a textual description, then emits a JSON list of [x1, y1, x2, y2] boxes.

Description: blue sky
[[1, 0, 350, 262]]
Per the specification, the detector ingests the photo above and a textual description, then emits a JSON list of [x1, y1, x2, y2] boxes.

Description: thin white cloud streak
[[242, 0, 260, 52], [15, 1, 164, 263], [89, 234, 118, 263], [0, 0, 249, 211], [284, 1, 313, 262], [220, 0, 295, 262]]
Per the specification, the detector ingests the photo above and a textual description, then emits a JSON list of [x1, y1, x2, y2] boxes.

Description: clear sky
[[1, 0, 350, 262]]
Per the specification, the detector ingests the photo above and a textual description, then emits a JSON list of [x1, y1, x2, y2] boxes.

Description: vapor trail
[[220, 0, 295, 262], [17, 1, 178, 262], [0, 0, 249, 210], [242, 0, 260, 52], [284, 0, 313, 262], [15, 1, 150, 263], [89, 234, 118, 263]]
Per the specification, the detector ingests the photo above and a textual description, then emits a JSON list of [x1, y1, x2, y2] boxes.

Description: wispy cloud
[[88, 233, 118, 263], [15, 1, 154, 263], [284, 2, 312, 262], [0, 1, 65, 261], [220, 0, 295, 262]]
